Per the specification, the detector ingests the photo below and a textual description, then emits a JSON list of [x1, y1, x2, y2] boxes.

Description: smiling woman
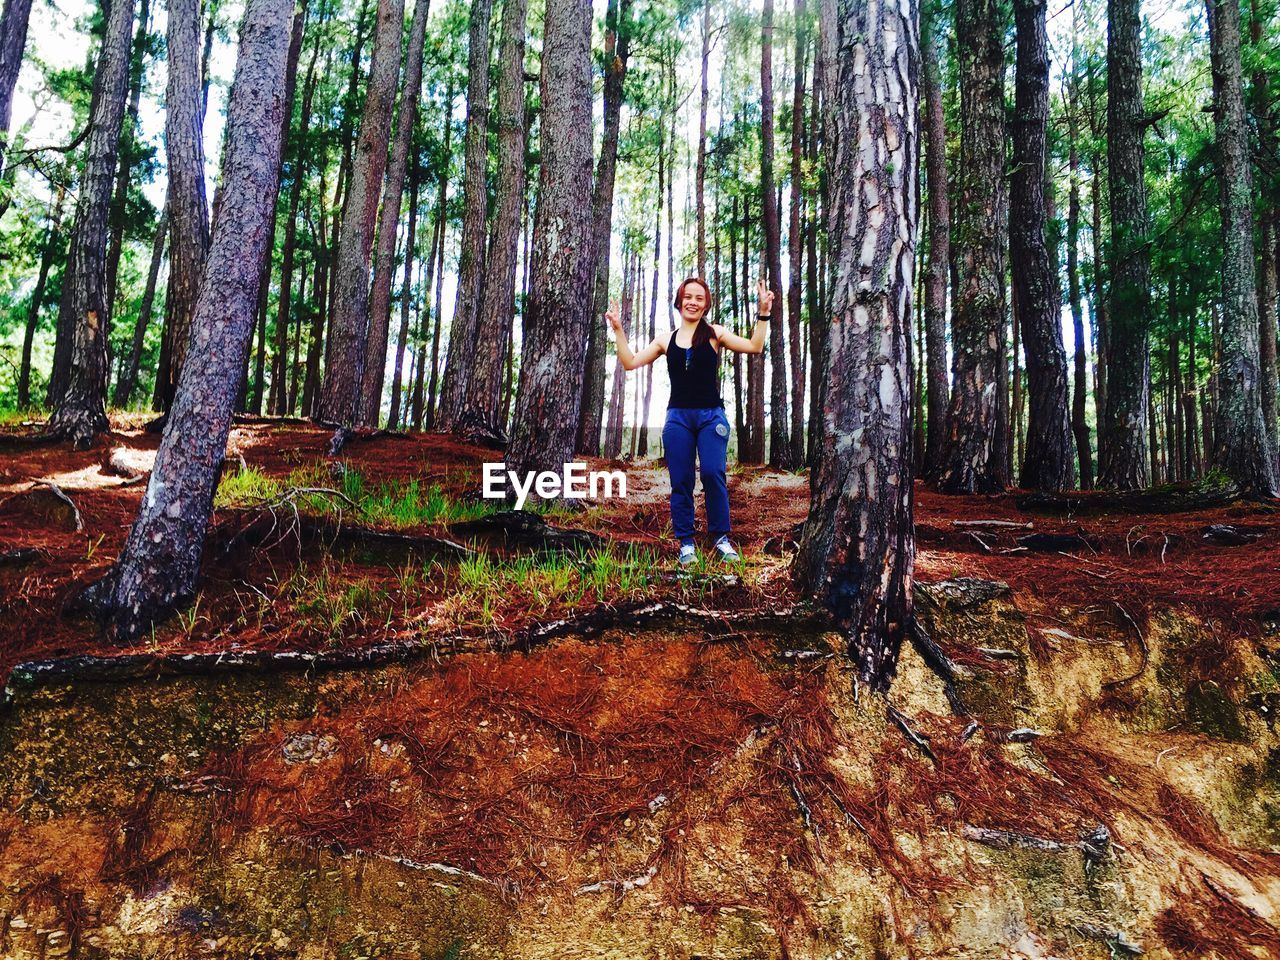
[[607, 274, 771, 566]]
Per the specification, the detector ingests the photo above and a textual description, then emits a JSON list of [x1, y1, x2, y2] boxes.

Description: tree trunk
[[1011, 0, 1075, 490], [269, 5, 322, 414], [794, 0, 918, 692], [695, 0, 710, 278], [317, 0, 406, 425], [760, 0, 793, 469], [805, 14, 826, 466], [114, 209, 167, 408], [302, 191, 328, 415], [786, 0, 808, 468], [1250, 1, 1278, 461], [410, 188, 440, 429], [46, 0, 137, 448], [921, 0, 949, 479], [640, 115, 665, 459], [104, 0, 152, 330], [745, 195, 766, 464], [0, 0, 34, 183], [17, 183, 67, 408], [460, 0, 528, 439], [574, 0, 634, 455], [936, 0, 1007, 493], [358, 0, 433, 426], [1066, 95, 1093, 488], [80, 0, 294, 641], [1206, 0, 1278, 494], [388, 161, 421, 430], [425, 168, 448, 429], [604, 250, 634, 460], [505, 0, 595, 487], [158, 0, 212, 413], [435, 0, 493, 431], [1097, 0, 1153, 489]]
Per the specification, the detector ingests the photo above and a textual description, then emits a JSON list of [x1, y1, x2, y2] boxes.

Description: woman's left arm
[[712, 278, 774, 355]]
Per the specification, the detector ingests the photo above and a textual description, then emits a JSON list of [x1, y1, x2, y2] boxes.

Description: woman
[[607, 276, 773, 565]]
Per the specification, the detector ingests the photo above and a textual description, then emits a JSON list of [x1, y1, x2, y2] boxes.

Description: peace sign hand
[[605, 301, 622, 333], [756, 278, 774, 317]]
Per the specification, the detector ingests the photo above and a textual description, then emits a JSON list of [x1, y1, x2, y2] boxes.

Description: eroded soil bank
[[1, 421, 1279, 958]]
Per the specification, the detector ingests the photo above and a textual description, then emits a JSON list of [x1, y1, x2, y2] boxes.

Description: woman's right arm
[[608, 302, 664, 370]]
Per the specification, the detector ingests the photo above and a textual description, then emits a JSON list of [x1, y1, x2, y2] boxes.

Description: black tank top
[[666, 328, 723, 409]]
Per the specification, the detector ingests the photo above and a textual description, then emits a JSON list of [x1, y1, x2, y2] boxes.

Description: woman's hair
[[673, 276, 716, 349]]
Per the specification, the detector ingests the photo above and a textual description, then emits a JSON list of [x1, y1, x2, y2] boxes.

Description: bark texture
[[1011, 0, 1075, 490], [158, 0, 212, 411], [0, 0, 34, 182], [46, 0, 137, 448], [80, 0, 294, 643], [786, 0, 808, 469], [1067, 102, 1093, 488], [459, 0, 529, 440], [575, 0, 634, 455], [317, 0, 406, 425], [921, 0, 949, 478], [358, 0, 432, 425], [1097, 0, 1153, 489], [435, 0, 493, 431], [793, 0, 918, 692], [1206, 0, 1278, 495], [505, 0, 595, 487], [114, 210, 167, 408], [936, 0, 1006, 493], [17, 185, 66, 408], [268, 3, 320, 415], [760, 0, 794, 469]]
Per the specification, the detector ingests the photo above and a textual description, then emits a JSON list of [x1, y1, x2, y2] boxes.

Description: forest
[[0, 0, 1279, 954]]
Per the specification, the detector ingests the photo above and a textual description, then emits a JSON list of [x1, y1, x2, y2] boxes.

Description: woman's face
[[680, 284, 708, 321]]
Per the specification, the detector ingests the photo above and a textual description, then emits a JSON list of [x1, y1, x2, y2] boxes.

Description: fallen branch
[[952, 519, 1032, 530]]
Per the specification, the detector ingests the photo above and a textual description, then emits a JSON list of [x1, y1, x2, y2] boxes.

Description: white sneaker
[[713, 536, 740, 561], [678, 543, 698, 566]]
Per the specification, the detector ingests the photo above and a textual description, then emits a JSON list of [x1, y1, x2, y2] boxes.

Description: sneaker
[[678, 543, 698, 566], [712, 536, 740, 562]]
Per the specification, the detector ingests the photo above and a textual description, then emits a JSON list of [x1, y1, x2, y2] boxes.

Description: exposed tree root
[[447, 509, 603, 553], [0, 431, 62, 451], [499, 598, 826, 653], [887, 705, 937, 762], [324, 425, 411, 455], [4, 601, 827, 699], [907, 617, 972, 717], [1017, 477, 1241, 516], [1101, 601, 1149, 691], [216, 498, 473, 564], [0, 547, 43, 566]]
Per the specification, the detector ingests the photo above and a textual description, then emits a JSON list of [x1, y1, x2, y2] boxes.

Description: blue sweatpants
[[662, 406, 731, 545]]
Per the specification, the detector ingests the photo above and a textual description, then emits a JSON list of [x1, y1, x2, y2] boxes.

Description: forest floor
[[1, 416, 1279, 958]]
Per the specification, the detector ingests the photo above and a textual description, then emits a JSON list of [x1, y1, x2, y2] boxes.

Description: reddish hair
[[673, 277, 716, 349]]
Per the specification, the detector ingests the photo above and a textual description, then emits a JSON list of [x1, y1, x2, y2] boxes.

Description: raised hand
[[605, 300, 622, 333], [756, 277, 775, 317]]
